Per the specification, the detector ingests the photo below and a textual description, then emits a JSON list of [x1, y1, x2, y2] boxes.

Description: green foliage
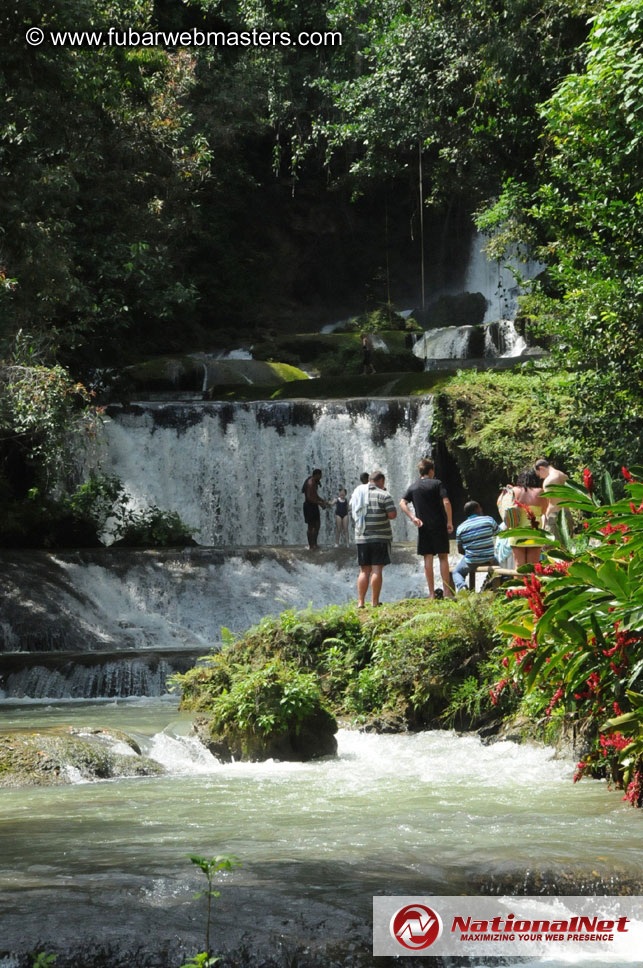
[[31, 954, 56, 968], [0, 360, 93, 487], [186, 852, 241, 960], [341, 307, 418, 333], [113, 505, 195, 548], [180, 955, 219, 968], [431, 368, 580, 499], [207, 659, 324, 737], [442, 676, 489, 729], [479, 1, 643, 472], [314, 0, 593, 200], [497, 467, 643, 805], [66, 475, 127, 530], [174, 595, 503, 730]]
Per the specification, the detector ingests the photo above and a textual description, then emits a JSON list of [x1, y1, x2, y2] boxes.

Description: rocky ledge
[[0, 726, 165, 787]]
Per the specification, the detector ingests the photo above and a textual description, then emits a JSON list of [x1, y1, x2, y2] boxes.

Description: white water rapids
[[1, 707, 642, 966]]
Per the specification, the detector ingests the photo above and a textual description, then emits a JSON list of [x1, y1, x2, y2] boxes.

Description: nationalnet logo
[[390, 904, 443, 950], [373, 895, 643, 958]]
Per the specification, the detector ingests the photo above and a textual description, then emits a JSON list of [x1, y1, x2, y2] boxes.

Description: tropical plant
[[496, 467, 643, 804], [113, 505, 195, 547], [31, 954, 56, 968], [183, 853, 241, 965]]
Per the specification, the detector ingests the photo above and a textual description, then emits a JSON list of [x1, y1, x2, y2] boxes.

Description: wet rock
[[0, 726, 164, 787], [193, 707, 338, 763]]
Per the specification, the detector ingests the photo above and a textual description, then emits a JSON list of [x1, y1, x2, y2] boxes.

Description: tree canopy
[[0, 0, 641, 472]]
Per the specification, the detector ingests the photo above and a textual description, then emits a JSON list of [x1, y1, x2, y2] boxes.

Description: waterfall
[[413, 319, 544, 367], [92, 398, 434, 546], [1, 654, 190, 700], [413, 325, 476, 361], [2, 397, 441, 698], [463, 231, 544, 324], [0, 548, 440, 696], [484, 318, 530, 357]]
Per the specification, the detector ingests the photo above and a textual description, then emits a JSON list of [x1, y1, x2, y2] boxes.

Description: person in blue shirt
[[454, 501, 499, 592]]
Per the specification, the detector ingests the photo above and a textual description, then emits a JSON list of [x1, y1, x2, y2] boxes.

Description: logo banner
[[373, 895, 643, 957]]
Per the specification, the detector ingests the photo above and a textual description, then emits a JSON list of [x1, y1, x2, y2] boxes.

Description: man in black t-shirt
[[400, 457, 454, 599]]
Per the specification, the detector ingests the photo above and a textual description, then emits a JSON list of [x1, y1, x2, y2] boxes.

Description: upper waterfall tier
[[91, 398, 434, 546]]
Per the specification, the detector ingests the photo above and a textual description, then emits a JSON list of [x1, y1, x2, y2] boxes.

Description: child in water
[[335, 487, 350, 546]]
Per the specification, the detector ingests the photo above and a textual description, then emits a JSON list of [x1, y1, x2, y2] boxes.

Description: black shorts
[[417, 528, 450, 556], [303, 501, 320, 525], [357, 541, 391, 566]]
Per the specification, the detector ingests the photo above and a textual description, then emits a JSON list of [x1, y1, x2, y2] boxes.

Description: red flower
[[622, 466, 634, 482], [489, 678, 508, 706], [545, 686, 564, 717], [583, 468, 594, 493], [623, 769, 643, 807], [599, 732, 629, 756]]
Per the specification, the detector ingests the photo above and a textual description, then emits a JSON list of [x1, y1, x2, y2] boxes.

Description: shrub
[[173, 596, 503, 733], [113, 505, 195, 547]]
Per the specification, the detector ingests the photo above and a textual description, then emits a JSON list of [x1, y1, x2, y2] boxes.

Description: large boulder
[[117, 355, 309, 395], [194, 706, 338, 763], [183, 657, 338, 763]]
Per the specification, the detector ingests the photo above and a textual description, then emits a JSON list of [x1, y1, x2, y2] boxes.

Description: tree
[[521, 0, 643, 468], [0, 0, 208, 366], [312, 0, 594, 202]]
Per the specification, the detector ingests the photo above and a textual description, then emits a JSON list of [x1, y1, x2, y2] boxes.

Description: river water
[[1, 700, 642, 967]]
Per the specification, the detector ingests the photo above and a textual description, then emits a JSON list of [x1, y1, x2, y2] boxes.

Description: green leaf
[[596, 559, 630, 599]]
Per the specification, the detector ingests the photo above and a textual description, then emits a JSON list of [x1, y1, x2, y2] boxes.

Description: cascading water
[[0, 548, 434, 699], [413, 318, 543, 367], [412, 324, 476, 361], [91, 398, 434, 546], [463, 231, 544, 324]]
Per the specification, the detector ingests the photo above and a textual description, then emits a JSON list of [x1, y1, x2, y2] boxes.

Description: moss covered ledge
[[172, 595, 506, 761], [0, 726, 165, 787]]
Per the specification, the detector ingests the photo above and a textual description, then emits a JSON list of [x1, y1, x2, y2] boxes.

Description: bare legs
[[335, 515, 349, 546], [307, 521, 320, 550], [512, 546, 542, 569], [423, 553, 454, 598], [357, 565, 384, 606]]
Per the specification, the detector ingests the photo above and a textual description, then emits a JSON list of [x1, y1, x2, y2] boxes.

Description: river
[[1, 700, 642, 967]]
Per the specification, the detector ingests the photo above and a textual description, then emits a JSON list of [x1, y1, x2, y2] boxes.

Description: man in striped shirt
[[355, 471, 397, 607], [454, 501, 498, 592]]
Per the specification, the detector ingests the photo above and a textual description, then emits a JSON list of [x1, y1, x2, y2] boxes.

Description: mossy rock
[[184, 656, 339, 763], [193, 705, 338, 763], [176, 596, 504, 741], [118, 355, 309, 394], [0, 726, 164, 787], [252, 331, 423, 379], [204, 370, 450, 401]]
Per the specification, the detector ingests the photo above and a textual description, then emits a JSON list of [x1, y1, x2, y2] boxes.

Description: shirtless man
[[534, 459, 571, 539], [302, 469, 331, 550]]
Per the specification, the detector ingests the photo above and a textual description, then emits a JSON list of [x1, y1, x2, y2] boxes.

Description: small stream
[[1, 700, 642, 966]]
